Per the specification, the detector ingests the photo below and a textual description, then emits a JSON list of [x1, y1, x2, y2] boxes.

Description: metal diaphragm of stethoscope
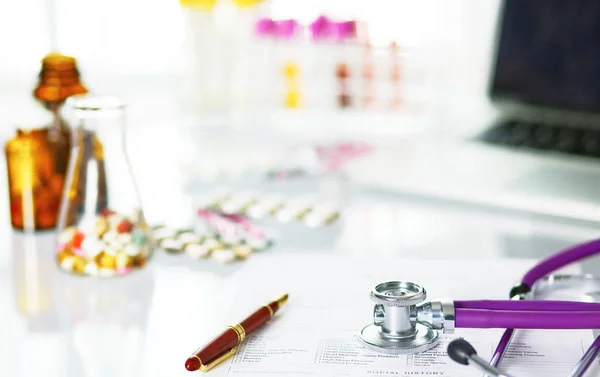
[[357, 238, 600, 377], [357, 281, 451, 354]]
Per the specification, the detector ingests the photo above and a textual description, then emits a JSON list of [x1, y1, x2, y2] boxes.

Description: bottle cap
[[334, 20, 357, 42], [309, 15, 334, 41], [275, 19, 299, 39], [179, 0, 218, 10], [256, 18, 276, 37], [33, 52, 88, 106], [231, 0, 265, 8]]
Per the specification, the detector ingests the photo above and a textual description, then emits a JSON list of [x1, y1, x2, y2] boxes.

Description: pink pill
[[116, 267, 132, 275], [73, 248, 86, 257]]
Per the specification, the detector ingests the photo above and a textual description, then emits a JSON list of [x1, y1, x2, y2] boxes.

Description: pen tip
[[276, 293, 289, 306], [185, 357, 201, 371]]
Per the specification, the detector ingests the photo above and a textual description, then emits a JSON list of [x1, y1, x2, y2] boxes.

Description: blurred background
[[2, 0, 600, 376]]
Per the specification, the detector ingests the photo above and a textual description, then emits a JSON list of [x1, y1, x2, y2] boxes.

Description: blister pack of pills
[[151, 209, 275, 264], [200, 191, 342, 228]]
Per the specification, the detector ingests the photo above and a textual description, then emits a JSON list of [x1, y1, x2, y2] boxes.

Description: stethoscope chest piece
[[358, 281, 440, 354]]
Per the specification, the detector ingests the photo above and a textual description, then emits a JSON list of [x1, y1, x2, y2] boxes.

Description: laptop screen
[[490, 0, 600, 114]]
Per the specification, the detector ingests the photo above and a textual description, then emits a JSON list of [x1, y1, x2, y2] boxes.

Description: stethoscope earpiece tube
[[448, 339, 515, 377], [447, 339, 475, 365], [509, 283, 530, 299], [521, 238, 600, 287]]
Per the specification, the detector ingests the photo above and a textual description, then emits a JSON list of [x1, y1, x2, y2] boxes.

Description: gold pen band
[[197, 324, 245, 372], [227, 323, 246, 344], [264, 304, 274, 317]]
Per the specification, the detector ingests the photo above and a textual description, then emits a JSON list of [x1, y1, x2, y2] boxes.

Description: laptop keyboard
[[478, 120, 600, 158]]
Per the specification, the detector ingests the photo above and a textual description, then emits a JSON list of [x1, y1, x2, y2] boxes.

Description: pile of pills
[[56, 209, 152, 278], [152, 225, 273, 264], [202, 192, 342, 228]]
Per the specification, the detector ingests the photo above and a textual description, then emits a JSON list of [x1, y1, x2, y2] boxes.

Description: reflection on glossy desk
[[0, 231, 239, 377]]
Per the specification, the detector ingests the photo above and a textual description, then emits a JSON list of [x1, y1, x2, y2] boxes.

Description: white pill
[[246, 237, 269, 250], [84, 263, 99, 277], [185, 244, 211, 259], [129, 209, 144, 223], [98, 268, 116, 278], [102, 230, 118, 243], [203, 238, 221, 249], [104, 246, 118, 256], [60, 257, 75, 271], [117, 233, 132, 245], [81, 237, 106, 258], [211, 249, 236, 264], [153, 227, 177, 240], [78, 218, 97, 235], [219, 233, 241, 245], [161, 238, 184, 252], [124, 244, 141, 256], [107, 214, 122, 228], [178, 232, 202, 245], [248, 198, 284, 219], [107, 240, 122, 251]]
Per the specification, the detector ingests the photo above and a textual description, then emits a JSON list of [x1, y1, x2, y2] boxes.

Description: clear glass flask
[[55, 94, 153, 278]]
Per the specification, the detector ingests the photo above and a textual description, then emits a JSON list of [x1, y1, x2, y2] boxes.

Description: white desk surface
[[1, 78, 600, 377]]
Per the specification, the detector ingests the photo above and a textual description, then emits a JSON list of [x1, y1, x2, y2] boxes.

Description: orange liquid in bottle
[[5, 53, 88, 230]]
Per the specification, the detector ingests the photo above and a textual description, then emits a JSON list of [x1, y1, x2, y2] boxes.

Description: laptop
[[345, 0, 600, 223]]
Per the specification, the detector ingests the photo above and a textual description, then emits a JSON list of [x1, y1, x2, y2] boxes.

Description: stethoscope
[[358, 238, 600, 377]]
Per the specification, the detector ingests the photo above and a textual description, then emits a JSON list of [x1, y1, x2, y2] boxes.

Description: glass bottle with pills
[[55, 94, 153, 278]]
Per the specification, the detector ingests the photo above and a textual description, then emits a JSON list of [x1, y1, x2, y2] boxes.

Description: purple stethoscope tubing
[[521, 238, 600, 287], [454, 299, 600, 329], [455, 300, 600, 311], [487, 238, 600, 375], [455, 309, 600, 329]]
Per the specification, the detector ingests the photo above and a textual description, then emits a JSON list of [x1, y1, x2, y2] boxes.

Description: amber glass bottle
[[5, 53, 88, 230]]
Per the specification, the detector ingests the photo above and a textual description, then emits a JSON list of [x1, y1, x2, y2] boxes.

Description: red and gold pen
[[184, 293, 289, 372]]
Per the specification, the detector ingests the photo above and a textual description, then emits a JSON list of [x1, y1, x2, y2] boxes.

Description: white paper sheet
[[212, 254, 593, 377]]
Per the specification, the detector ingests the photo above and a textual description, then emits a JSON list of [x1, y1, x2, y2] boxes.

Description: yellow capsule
[[138, 220, 149, 232], [72, 256, 86, 274], [95, 251, 117, 269], [56, 247, 73, 264], [96, 217, 109, 238], [232, 245, 253, 260]]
